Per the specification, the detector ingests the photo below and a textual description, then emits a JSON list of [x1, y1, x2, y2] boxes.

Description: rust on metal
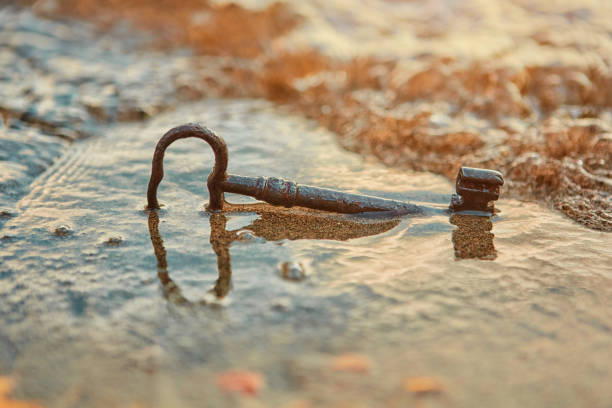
[[147, 123, 228, 211], [450, 167, 504, 212], [146, 124, 504, 215], [220, 175, 423, 214]]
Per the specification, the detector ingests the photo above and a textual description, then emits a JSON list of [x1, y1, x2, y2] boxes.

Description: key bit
[[450, 167, 504, 212], [146, 124, 503, 215]]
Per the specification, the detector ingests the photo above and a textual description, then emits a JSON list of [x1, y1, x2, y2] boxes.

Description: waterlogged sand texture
[[0, 3, 612, 408], [1, 98, 610, 408], [26, 0, 612, 230]]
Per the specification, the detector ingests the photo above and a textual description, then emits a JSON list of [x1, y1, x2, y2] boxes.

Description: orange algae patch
[[289, 57, 611, 230]]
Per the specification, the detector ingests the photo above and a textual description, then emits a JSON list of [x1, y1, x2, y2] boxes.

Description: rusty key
[[146, 124, 504, 214]]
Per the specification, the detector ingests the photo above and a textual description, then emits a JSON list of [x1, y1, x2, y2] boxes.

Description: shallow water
[[1, 5, 612, 408], [0, 7, 185, 216], [1, 98, 611, 407]]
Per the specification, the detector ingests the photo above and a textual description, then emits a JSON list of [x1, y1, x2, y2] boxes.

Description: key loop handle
[[147, 124, 227, 211]]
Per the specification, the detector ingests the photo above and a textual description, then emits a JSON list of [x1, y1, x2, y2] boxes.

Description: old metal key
[[146, 124, 504, 214]]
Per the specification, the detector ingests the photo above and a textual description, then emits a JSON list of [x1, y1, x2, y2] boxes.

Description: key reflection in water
[[450, 213, 497, 260], [147, 204, 401, 306]]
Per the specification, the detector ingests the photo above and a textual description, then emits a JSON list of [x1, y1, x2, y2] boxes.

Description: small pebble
[[271, 297, 292, 311], [403, 376, 444, 395], [130, 345, 165, 374], [104, 236, 123, 246], [280, 261, 306, 281], [54, 225, 72, 237], [331, 353, 371, 373], [216, 370, 264, 396], [0, 210, 15, 219]]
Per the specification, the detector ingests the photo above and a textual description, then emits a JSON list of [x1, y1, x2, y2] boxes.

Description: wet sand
[[0, 94, 610, 406], [0, 3, 611, 408], [24, 0, 612, 230]]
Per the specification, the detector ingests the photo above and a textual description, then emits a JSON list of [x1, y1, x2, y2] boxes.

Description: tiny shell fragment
[[54, 225, 72, 237], [280, 261, 306, 281], [104, 236, 123, 246], [215, 370, 264, 396], [331, 353, 371, 373], [403, 376, 444, 395]]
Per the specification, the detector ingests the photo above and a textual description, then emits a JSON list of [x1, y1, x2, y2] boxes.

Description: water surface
[[0, 5, 611, 408], [1, 99, 611, 407]]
